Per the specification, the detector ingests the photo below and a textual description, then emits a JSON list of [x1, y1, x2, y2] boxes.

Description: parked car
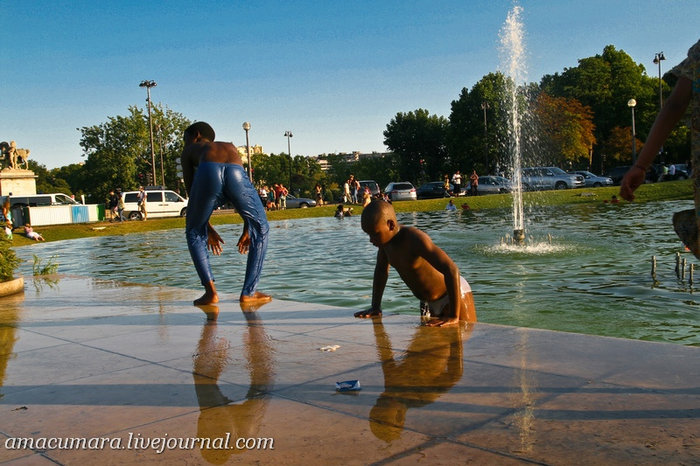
[[122, 188, 188, 220], [384, 182, 417, 201], [477, 176, 514, 194], [521, 167, 585, 190], [416, 181, 452, 199], [569, 171, 613, 187], [605, 166, 632, 185], [285, 194, 316, 208], [359, 180, 381, 197]]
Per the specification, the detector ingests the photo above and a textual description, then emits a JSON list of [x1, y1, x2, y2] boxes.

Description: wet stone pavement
[[0, 275, 698, 465]]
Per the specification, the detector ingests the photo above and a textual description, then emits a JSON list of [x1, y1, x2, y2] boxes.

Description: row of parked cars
[[380, 167, 613, 201]]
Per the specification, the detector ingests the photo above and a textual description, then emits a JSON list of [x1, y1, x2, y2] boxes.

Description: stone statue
[[0, 141, 30, 170]]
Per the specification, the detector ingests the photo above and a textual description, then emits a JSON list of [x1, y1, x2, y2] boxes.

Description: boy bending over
[[354, 200, 476, 326]]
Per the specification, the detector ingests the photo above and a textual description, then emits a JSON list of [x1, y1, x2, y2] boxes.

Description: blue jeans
[[185, 162, 269, 297]]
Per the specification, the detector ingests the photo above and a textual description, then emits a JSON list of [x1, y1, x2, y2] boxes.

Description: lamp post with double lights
[[653, 52, 666, 110], [284, 131, 293, 192], [139, 80, 157, 185], [627, 98, 637, 163], [242, 122, 252, 182]]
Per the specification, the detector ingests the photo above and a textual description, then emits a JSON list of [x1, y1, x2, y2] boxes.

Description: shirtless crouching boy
[[354, 200, 476, 326]]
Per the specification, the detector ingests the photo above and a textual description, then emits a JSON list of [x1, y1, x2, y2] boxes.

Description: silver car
[[285, 194, 316, 208], [570, 171, 613, 187], [384, 182, 417, 201], [521, 167, 585, 190], [477, 176, 514, 194]]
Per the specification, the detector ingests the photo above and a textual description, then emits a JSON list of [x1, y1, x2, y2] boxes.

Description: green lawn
[[10, 180, 692, 246]]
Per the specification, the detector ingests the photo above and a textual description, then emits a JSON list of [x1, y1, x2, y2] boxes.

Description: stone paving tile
[[0, 275, 698, 465]]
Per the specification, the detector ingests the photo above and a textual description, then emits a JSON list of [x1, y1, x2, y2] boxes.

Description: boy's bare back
[[380, 227, 453, 303]]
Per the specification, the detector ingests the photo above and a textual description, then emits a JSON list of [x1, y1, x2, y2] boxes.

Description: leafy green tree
[[78, 105, 191, 201], [27, 160, 73, 195], [383, 109, 449, 184], [51, 163, 89, 197], [448, 72, 510, 175]]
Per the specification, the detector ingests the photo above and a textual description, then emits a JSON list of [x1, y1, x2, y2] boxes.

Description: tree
[[600, 126, 644, 166], [534, 93, 596, 168], [78, 105, 191, 201], [540, 45, 659, 171], [448, 72, 510, 175], [27, 160, 73, 195], [383, 109, 448, 184]]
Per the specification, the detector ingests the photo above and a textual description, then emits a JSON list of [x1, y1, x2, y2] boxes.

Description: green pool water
[[17, 199, 700, 346]]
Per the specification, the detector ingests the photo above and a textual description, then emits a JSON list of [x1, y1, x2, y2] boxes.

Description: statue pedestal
[[0, 169, 37, 196]]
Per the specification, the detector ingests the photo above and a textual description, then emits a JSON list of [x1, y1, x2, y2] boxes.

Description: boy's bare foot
[[194, 292, 219, 306], [354, 309, 382, 318], [239, 291, 272, 304], [194, 281, 218, 305]]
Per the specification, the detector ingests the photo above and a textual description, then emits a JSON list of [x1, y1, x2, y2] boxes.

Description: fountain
[[499, 5, 527, 244]]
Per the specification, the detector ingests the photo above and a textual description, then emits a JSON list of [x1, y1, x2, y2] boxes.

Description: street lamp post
[[284, 131, 293, 192], [139, 80, 157, 186], [481, 101, 490, 170], [156, 124, 165, 187], [653, 52, 666, 110], [242, 122, 252, 182], [627, 98, 637, 163]]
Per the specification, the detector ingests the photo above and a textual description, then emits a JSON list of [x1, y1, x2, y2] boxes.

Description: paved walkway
[[0, 276, 698, 465]]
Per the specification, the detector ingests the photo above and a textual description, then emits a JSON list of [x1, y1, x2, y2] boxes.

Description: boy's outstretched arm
[[355, 250, 389, 318], [620, 76, 692, 201]]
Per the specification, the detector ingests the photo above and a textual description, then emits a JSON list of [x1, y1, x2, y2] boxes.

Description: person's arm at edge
[[620, 77, 692, 201]]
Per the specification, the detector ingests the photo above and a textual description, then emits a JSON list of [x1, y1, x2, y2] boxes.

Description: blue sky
[[2, 0, 698, 169]]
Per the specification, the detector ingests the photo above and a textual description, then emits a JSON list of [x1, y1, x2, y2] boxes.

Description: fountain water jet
[[499, 4, 527, 244]]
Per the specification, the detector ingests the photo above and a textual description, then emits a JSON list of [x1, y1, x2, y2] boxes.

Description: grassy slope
[[11, 180, 692, 246]]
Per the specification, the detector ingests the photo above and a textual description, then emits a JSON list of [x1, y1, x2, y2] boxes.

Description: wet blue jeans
[[185, 162, 269, 297]]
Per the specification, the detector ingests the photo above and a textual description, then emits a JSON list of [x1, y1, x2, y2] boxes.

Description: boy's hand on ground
[[425, 317, 460, 327]]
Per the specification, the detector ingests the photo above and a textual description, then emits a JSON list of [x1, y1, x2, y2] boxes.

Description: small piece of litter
[[319, 345, 340, 352], [336, 380, 361, 392]]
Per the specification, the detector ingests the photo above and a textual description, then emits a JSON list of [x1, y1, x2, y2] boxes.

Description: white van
[[2, 193, 79, 209], [121, 189, 188, 220]]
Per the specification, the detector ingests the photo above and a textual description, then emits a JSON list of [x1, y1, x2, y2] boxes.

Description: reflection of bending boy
[[369, 321, 469, 442], [355, 200, 476, 326], [193, 308, 274, 462]]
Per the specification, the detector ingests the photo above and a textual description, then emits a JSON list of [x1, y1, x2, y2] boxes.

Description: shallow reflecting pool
[[16, 199, 700, 345]]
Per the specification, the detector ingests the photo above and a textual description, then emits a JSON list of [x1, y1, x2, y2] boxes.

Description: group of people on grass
[[444, 169, 480, 196], [258, 184, 289, 210], [2, 198, 44, 241]]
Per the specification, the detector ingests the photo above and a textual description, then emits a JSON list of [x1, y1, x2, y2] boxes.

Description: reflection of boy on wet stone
[[181, 122, 271, 306], [355, 200, 476, 326]]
